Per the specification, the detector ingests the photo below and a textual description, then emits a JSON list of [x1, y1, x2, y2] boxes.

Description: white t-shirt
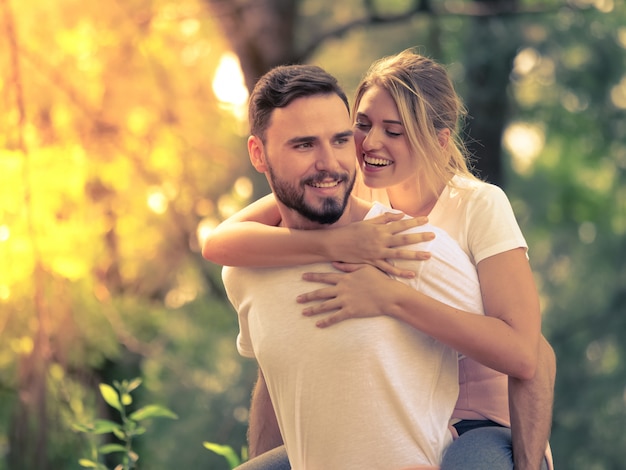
[[223, 202, 484, 470]]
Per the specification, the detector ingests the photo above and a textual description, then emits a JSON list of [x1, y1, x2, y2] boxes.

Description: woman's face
[[353, 85, 419, 189]]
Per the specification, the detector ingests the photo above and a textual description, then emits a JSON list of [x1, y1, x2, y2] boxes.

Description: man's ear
[[438, 128, 451, 149], [248, 135, 268, 173]]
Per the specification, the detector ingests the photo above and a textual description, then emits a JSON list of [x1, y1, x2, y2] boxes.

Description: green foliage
[[74, 378, 177, 470], [203, 441, 247, 469]]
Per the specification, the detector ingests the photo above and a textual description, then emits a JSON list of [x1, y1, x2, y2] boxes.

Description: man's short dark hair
[[248, 64, 350, 141]]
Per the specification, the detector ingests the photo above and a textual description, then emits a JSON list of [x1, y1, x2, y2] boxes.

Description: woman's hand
[[325, 212, 434, 278], [297, 263, 403, 328]]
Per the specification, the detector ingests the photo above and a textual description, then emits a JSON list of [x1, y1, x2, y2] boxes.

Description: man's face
[[252, 94, 356, 227]]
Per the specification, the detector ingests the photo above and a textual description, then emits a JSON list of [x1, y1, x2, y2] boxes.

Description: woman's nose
[[361, 128, 381, 151]]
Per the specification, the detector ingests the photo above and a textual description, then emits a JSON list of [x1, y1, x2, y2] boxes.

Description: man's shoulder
[[365, 202, 455, 242], [363, 201, 397, 220]]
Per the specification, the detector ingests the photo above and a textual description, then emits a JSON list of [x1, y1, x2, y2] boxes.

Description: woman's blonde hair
[[353, 49, 478, 194]]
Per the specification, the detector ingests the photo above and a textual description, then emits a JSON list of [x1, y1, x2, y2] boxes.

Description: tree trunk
[[462, 0, 520, 187], [207, 0, 298, 92]]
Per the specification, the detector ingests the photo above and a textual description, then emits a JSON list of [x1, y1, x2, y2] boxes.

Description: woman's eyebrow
[[356, 112, 402, 126]]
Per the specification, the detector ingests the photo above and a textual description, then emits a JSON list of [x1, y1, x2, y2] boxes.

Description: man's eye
[[295, 142, 313, 149]]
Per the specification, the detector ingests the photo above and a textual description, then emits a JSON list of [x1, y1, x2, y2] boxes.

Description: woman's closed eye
[[386, 129, 403, 137]]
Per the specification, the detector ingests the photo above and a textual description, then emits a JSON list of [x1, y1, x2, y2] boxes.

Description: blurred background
[[1, 0, 624, 468]]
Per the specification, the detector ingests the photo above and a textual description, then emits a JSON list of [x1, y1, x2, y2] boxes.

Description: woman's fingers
[[372, 260, 416, 278], [368, 212, 405, 224], [301, 299, 341, 316], [301, 271, 342, 284], [389, 230, 435, 248], [387, 215, 428, 233], [313, 313, 347, 328], [385, 248, 432, 261]]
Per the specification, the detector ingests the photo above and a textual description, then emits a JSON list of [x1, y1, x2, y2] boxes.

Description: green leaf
[[128, 404, 178, 421], [98, 443, 127, 454], [78, 459, 99, 468], [203, 442, 241, 468], [121, 392, 133, 406], [129, 426, 146, 437], [72, 423, 94, 433], [126, 377, 142, 393], [93, 419, 122, 435], [99, 384, 122, 412]]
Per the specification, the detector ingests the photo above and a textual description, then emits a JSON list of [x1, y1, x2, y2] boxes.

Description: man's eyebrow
[[335, 130, 354, 139], [286, 136, 318, 146], [286, 130, 353, 146]]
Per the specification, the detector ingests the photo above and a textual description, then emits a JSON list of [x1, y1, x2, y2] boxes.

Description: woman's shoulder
[[449, 175, 511, 210], [451, 174, 505, 196]]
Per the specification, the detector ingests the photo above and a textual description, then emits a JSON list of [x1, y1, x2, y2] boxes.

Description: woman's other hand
[[326, 212, 434, 278]]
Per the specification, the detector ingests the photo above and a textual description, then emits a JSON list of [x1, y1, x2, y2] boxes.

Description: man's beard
[[268, 166, 356, 225]]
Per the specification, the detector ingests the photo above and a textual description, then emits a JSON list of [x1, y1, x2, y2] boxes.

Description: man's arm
[[248, 368, 284, 458], [509, 336, 556, 470]]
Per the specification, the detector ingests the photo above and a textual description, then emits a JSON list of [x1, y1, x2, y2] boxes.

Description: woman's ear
[[438, 128, 451, 149], [248, 135, 268, 172]]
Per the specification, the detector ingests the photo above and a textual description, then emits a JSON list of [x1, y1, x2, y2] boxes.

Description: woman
[[204, 49, 553, 470]]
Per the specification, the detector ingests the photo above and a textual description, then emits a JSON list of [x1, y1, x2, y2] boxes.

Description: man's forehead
[[267, 94, 352, 138]]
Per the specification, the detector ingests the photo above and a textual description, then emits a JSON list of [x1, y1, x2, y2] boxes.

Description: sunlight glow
[[233, 177, 253, 200], [212, 52, 249, 121], [618, 27, 626, 49], [579, 221, 597, 244], [11, 336, 33, 355], [594, 0, 614, 13], [165, 284, 198, 309], [52, 257, 87, 281], [233, 406, 248, 423], [217, 194, 240, 220], [147, 188, 168, 214], [513, 48, 540, 76], [0, 225, 9, 242], [194, 198, 215, 217], [196, 217, 219, 247], [503, 122, 545, 175], [561, 89, 589, 113], [570, 0, 614, 12], [0, 285, 10, 301], [610, 76, 626, 109]]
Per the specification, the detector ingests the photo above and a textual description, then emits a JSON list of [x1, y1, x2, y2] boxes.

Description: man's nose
[[314, 146, 341, 171]]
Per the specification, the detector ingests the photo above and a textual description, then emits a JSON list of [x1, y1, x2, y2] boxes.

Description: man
[[221, 64, 486, 469]]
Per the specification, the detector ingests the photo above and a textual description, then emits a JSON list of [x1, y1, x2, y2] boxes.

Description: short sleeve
[[466, 184, 528, 264], [222, 266, 256, 359]]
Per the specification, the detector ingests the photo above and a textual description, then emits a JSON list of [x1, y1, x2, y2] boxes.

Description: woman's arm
[[202, 194, 434, 276], [298, 248, 540, 380]]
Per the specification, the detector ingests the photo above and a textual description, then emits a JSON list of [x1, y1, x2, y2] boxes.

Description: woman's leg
[[441, 426, 548, 470], [234, 445, 290, 470]]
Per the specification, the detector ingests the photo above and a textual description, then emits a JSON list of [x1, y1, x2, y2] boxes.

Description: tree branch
[[297, 0, 574, 62]]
